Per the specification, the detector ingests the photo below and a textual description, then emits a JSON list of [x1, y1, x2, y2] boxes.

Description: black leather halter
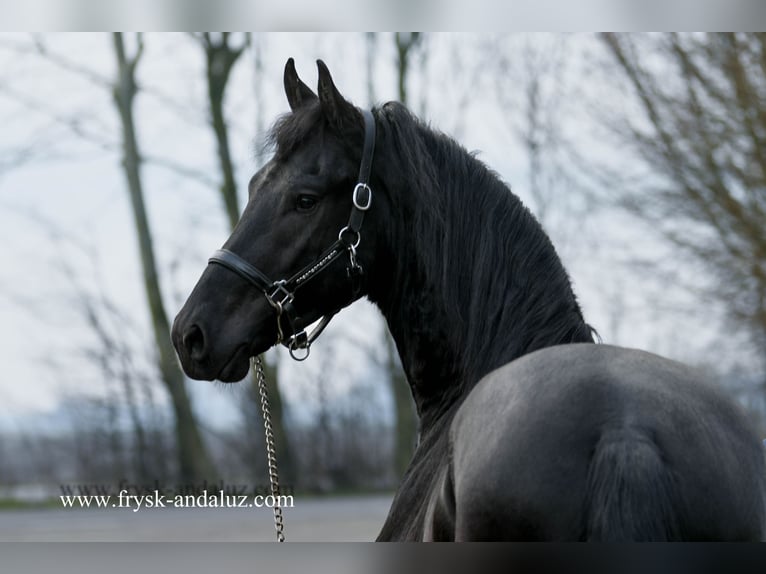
[[208, 109, 376, 361]]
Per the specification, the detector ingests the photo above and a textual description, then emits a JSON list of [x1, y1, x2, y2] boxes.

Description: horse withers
[[172, 59, 766, 541]]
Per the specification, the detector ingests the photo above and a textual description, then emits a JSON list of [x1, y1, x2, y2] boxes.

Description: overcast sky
[[0, 33, 759, 434]]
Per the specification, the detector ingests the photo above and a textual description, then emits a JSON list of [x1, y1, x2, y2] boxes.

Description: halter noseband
[[208, 109, 376, 361]]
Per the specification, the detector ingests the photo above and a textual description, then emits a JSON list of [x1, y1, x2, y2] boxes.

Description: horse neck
[[368, 118, 594, 435]]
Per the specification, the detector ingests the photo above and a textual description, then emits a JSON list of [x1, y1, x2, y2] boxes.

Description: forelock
[[265, 102, 324, 161]]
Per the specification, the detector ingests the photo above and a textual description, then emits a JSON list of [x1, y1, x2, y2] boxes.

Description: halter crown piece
[[208, 109, 376, 361]]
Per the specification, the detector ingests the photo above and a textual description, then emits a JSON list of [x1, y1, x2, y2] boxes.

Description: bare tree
[[112, 33, 214, 481], [190, 32, 296, 484], [599, 33, 766, 368], [0, 34, 218, 485], [192, 33, 247, 229], [0, 197, 180, 488], [394, 33, 424, 105], [366, 33, 378, 108], [380, 32, 430, 477], [250, 33, 268, 170], [385, 331, 417, 477], [72, 265, 172, 484], [2, 33, 296, 486], [497, 38, 567, 224], [287, 336, 395, 492], [245, 35, 296, 485], [490, 34, 600, 238]]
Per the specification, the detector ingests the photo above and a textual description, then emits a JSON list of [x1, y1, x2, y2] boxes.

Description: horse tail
[[584, 430, 681, 541]]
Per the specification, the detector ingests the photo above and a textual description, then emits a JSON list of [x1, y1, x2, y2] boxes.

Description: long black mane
[[268, 101, 595, 413], [375, 103, 593, 379]]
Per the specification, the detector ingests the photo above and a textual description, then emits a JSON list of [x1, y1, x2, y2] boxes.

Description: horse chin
[[212, 319, 278, 382], [217, 334, 281, 383], [215, 344, 253, 383]]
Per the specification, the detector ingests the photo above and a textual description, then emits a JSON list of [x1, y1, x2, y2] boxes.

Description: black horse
[[172, 59, 766, 540]]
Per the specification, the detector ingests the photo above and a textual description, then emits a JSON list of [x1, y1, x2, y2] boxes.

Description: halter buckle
[[352, 183, 372, 211], [268, 280, 293, 307]]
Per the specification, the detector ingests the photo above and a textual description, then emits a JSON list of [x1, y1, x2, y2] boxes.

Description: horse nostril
[[183, 324, 207, 361]]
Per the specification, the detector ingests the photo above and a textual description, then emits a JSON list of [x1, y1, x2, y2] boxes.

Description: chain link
[[253, 355, 285, 542]]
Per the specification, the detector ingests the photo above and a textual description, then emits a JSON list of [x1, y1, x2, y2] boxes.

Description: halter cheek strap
[[208, 109, 376, 361]]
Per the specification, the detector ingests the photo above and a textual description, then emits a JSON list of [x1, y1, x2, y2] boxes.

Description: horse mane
[[267, 100, 595, 393], [371, 102, 596, 386]]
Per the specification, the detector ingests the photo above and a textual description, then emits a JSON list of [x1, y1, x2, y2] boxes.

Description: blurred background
[[0, 32, 764, 540]]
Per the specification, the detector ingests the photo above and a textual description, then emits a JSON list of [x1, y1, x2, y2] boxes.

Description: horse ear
[[317, 59, 358, 132], [284, 58, 317, 111]]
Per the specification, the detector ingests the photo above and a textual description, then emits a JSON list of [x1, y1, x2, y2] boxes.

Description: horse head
[[172, 59, 384, 381]]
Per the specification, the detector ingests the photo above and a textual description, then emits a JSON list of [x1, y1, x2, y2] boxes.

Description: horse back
[[434, 344, 766, 541]]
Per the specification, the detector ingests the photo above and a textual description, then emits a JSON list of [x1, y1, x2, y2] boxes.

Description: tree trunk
[[366, 33, 377, 108], [386, 333, 418, 477], [112, 33, 214, 482], [390, 32, 424, 477], [395, 33, 422, 104], [199, 32, 296, 485], [202, 32, 242, 229]]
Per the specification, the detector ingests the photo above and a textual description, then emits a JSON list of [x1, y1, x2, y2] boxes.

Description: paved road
[[0, 494, 393, 542]]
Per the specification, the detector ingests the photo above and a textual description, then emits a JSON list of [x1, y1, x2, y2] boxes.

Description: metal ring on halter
[[289, 340, 310, 361], [352, 183, 372, 211], [338, 226, 361, 249]]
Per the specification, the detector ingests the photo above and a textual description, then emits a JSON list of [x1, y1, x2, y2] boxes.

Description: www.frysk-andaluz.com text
[[60, 489, 294, 511]]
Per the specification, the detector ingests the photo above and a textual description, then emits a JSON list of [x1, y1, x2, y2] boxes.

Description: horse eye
[[296, 194, 319, 212]]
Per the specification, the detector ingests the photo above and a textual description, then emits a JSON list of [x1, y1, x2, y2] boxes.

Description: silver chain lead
[[253, 355, 285, 542]]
